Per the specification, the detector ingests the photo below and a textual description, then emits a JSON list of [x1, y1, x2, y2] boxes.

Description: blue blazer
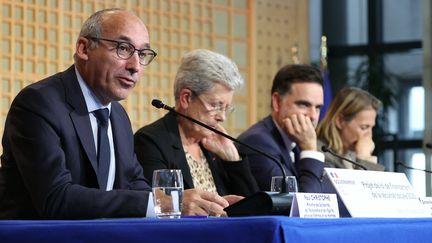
[[0, 66, 151, 219], [237, 115, 325, 192]]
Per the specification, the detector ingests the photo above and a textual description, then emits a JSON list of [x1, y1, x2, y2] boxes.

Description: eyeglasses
[[193, 93, 235, 116], [87, 37, 157, 66]]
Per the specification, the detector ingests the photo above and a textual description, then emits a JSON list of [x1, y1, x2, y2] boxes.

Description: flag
[[319, 36, 332, 121]]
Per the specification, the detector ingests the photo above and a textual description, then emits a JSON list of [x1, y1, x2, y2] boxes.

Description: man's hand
[[201, 124, 240, 161], [282, 114, 317, 151], [182, 188, 229, 216]]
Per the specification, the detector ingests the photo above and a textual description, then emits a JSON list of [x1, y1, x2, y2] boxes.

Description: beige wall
[[0, 0, 309, 151], [254, 0, 309, 120]]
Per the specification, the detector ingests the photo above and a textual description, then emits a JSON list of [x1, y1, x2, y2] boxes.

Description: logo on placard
[[329, 172, 339, 178]]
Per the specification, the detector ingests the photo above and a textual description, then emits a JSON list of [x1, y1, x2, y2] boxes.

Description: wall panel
[[0, 0, 309, 153]]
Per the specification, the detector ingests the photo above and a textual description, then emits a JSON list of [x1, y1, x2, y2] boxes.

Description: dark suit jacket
[[0, 66, 151, 219], [134, 112, 259, 197], [237, 115, 325, 192]]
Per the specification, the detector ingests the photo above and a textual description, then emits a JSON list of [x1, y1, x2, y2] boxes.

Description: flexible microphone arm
[[151, 99, 289, 192], [395, 161, 432, 173], [321, 145, 368, 170]]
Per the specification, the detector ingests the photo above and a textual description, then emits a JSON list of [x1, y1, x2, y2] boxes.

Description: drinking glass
[[152, 169, 184, 219], [271, 176, 298, 193]]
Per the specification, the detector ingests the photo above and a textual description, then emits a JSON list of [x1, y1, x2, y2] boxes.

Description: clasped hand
[[201, 124, 240, 161], [282, 114, 317, 151], [182, 189, 243, 217], [355, 135, 375, 157]]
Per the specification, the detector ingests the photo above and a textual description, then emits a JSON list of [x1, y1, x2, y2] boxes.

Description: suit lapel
[[164, 113, 194, 188], [264, 116, 298, 176], [109, 103, 131, 187], [63, 66, 98, 173]]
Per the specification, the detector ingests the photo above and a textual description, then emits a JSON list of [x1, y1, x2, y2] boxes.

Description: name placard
[[419, 197, 432, 217], [290, 193, 339, 218], [324, 168, 428, 217]]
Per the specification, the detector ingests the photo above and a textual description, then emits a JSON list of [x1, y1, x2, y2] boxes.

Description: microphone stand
[[396, 161, 432, 173], [321, 146, 368, 170], [152, 99, 294, 216]]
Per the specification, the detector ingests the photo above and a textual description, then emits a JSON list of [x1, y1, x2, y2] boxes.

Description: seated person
[[317, 87, 385, 171], [237, 64, 326, 192], [0, 9, 229, 219], [134, 49, 259, 214]]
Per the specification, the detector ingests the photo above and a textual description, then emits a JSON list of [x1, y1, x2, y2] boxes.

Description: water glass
[[271, 176, 298, 193], [152, 169, 184, 219]]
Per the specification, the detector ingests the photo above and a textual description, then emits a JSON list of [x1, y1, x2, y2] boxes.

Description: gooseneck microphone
[[321, 145, 368, 170], [152, 99, 288, 191], [395, 161, 432, 173], [152, 99, 294, 216]]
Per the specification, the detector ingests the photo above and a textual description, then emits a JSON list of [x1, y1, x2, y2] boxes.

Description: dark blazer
[[237, 115, 325, 192], [0, 66, 151, 219], [134, 112, 259, 197]]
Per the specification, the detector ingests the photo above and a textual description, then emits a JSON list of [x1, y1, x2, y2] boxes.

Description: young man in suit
[[237, 64, 326, 192], [0, 8, 229, 219]]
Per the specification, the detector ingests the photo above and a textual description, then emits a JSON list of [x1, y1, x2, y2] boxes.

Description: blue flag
[[319, 69, 332, 121]]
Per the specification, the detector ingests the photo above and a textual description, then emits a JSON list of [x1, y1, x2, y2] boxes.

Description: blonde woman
[[317, 87, 385, 171]]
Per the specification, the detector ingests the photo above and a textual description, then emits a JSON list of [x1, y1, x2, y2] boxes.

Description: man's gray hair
[[79, 8, 124, 39], [73, 8, 123, 61], [174, 49, 243, 100]]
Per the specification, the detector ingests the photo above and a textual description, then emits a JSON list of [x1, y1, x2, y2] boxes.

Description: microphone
[[152, 99, 288, 190], [152, 99, 294, 216], [152, 99, 171, 110], [321, 145, 368, 170], [395, 161, 432, 173]]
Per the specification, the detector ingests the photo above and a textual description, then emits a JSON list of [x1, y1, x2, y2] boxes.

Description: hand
[[182, 188, 229, 217], [218, 195, 244, 217], [201, 124, 240, 161], [223, 195, 244, 205], [282, 114, 317, 151], [355, 135, 375, 157]]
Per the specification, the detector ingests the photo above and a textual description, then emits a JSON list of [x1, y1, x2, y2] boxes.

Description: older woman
[[134, 49, 258, 214], [317, 87, 385, 171]]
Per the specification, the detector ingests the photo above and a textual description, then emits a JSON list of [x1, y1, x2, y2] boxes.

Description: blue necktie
[[93, 108, 110, 190]]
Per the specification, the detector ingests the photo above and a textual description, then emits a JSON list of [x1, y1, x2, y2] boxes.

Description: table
[[1, 216, 432, 243]]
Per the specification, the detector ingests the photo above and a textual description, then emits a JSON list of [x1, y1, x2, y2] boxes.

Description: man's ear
[[75, 37, 90, 61], [271, 92, 281, 112], [178, 88, 193, 109]]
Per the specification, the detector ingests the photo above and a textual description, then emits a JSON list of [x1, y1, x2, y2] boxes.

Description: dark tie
[[293, 146, 300, 163], [293, 146, 301, 175], [93, 108, 110, 190]]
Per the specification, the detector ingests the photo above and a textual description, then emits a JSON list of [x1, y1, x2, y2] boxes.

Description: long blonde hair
[[316, 87, 381, 154]]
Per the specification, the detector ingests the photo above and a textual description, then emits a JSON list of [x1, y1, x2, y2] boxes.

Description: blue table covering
[[1, 216, 432, 243]]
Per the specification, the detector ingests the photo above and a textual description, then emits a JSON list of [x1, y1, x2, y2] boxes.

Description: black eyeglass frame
[[87, 36, 157, 66]]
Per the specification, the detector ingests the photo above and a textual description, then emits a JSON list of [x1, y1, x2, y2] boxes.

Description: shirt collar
[[75, 66, 111, 114]]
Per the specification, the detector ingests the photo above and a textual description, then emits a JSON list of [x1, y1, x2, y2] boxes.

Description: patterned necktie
[[93, 108, 110, 190]]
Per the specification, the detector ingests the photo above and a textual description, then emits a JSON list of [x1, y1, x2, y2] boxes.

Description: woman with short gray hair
[[135, 49, 258, 216]]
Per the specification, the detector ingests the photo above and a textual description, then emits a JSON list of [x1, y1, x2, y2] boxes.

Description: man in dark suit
[[237, 64, 326, 192], [0, 8, 229, 219]]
